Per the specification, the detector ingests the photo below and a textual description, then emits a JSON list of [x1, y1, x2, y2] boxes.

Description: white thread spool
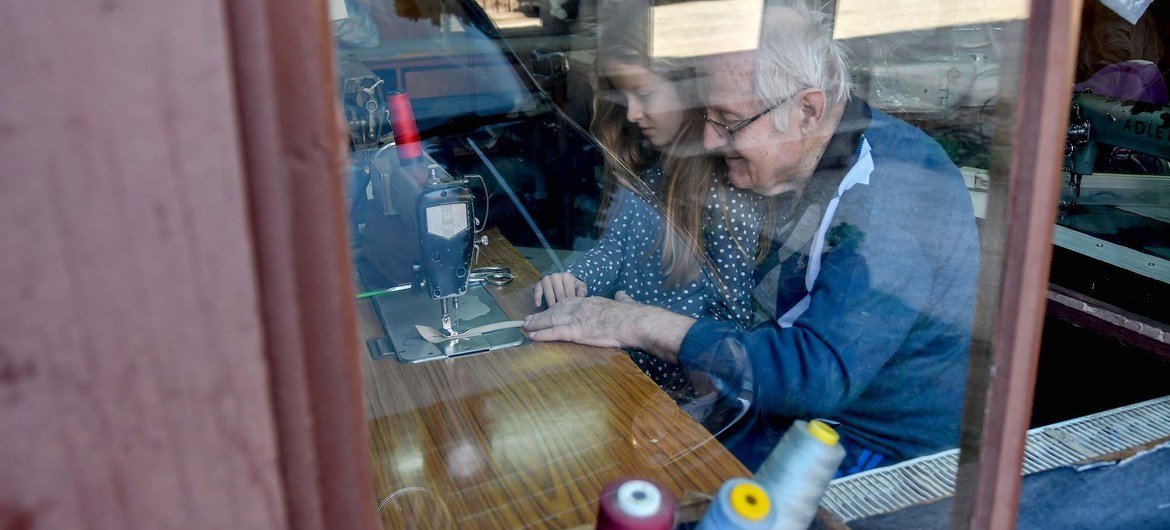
[[754, 420, 846, 530], [595, 478, 675, 530], [615, 480, 663, 518]]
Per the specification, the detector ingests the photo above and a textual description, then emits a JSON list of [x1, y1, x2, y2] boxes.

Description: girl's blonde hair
[[589, 12, 740, 288]]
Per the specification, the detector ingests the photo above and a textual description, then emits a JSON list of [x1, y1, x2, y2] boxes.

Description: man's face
[[698, 57, 811, 197]]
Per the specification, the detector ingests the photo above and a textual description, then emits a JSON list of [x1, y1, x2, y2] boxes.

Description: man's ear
[[796, 89, 828, 133]]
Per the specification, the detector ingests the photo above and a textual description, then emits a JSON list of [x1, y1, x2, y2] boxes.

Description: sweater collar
[[801, 96, 872, 205]]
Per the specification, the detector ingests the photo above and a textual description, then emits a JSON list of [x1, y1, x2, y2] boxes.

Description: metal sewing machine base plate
[[369, 283, 527, 363]]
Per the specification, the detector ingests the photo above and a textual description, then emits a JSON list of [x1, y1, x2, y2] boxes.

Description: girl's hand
[[533, 272, 588, 308]]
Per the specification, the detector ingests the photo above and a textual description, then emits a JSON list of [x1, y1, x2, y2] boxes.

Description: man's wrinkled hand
[[523, 291, 693, 363], [522, 292, 641, 349]]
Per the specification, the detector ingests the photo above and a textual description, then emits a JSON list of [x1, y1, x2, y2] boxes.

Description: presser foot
[[438, 298, 467, 337]]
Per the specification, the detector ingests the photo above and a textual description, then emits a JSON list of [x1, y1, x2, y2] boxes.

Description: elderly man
[[524, 3, 978, 474]]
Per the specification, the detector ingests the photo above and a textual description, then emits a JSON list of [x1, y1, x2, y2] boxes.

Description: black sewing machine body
[[416, 177, 476, 300], [1067, 92, 1170, 178]]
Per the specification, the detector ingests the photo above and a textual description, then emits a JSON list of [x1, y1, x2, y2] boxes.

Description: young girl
[[532, 18, 765, 406]]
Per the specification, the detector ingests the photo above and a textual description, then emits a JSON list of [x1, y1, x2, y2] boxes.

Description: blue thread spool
[[697, 478, 777, 530], [754, 420, 846, 530]]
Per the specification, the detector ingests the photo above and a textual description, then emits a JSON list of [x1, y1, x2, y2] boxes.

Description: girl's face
[[605, 62, 688, 148]]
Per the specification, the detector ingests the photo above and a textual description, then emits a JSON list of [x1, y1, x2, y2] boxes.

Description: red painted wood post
[[223, 0, 379, 528], [0, 0, 289, 527], [953, 0, 1085, 528]]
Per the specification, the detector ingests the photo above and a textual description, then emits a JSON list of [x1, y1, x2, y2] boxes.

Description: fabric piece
[[1100, 0, 1155, 25], [1074, 60, 1169, 104], [835, 435, 887, 478], [847, 443, 1170, 529]]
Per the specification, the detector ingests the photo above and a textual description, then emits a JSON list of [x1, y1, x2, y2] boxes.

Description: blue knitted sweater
[[680, 103, 979, 472]]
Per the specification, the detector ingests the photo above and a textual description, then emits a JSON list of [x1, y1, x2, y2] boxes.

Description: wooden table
[[356, 231, 749, 529]]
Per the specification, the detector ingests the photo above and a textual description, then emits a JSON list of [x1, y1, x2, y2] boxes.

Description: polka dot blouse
[[568, 166, 765, 391]]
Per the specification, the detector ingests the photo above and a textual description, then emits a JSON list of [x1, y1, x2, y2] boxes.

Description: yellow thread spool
[[729, 481, 771, 521], [808, 419, 840, 446]]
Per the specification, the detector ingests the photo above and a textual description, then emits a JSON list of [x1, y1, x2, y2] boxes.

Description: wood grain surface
[[357, 231, 749, 529]]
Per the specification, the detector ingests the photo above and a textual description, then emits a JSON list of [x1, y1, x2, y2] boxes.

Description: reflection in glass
[[330, 0, 1042, 526]]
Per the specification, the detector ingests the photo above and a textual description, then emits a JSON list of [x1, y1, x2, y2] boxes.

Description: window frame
[[224, 0, 1084, 528]]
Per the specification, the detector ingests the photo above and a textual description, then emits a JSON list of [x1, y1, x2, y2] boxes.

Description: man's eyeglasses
[[701, 104, 779, 138]]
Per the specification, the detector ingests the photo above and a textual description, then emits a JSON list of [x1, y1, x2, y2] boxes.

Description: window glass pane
[[1021, 2, 1170, 527], [330, 0, 1038, 527], [1052, 2, 1170, 322]]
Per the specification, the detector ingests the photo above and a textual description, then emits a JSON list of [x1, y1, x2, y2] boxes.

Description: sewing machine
[[339, 62, 392, 149], [1065, 91, 1170, 207], [416, 164, 479, 334], [1055, 90, 1170, 298], [363, 164, 527, 363]]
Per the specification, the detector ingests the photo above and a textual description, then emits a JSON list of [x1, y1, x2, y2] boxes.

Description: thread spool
[[754, 420, 846, 530], [595, 478, 675, 530], [697, 478, 777, 530], [386, 90, 423, 161]]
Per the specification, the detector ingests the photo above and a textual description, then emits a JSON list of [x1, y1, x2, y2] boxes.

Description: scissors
[[469, 266, 513, 286], [356, 267, 513, 299]]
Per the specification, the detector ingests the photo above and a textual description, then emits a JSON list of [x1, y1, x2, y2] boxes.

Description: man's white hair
[[755, 1, 852, 131]]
